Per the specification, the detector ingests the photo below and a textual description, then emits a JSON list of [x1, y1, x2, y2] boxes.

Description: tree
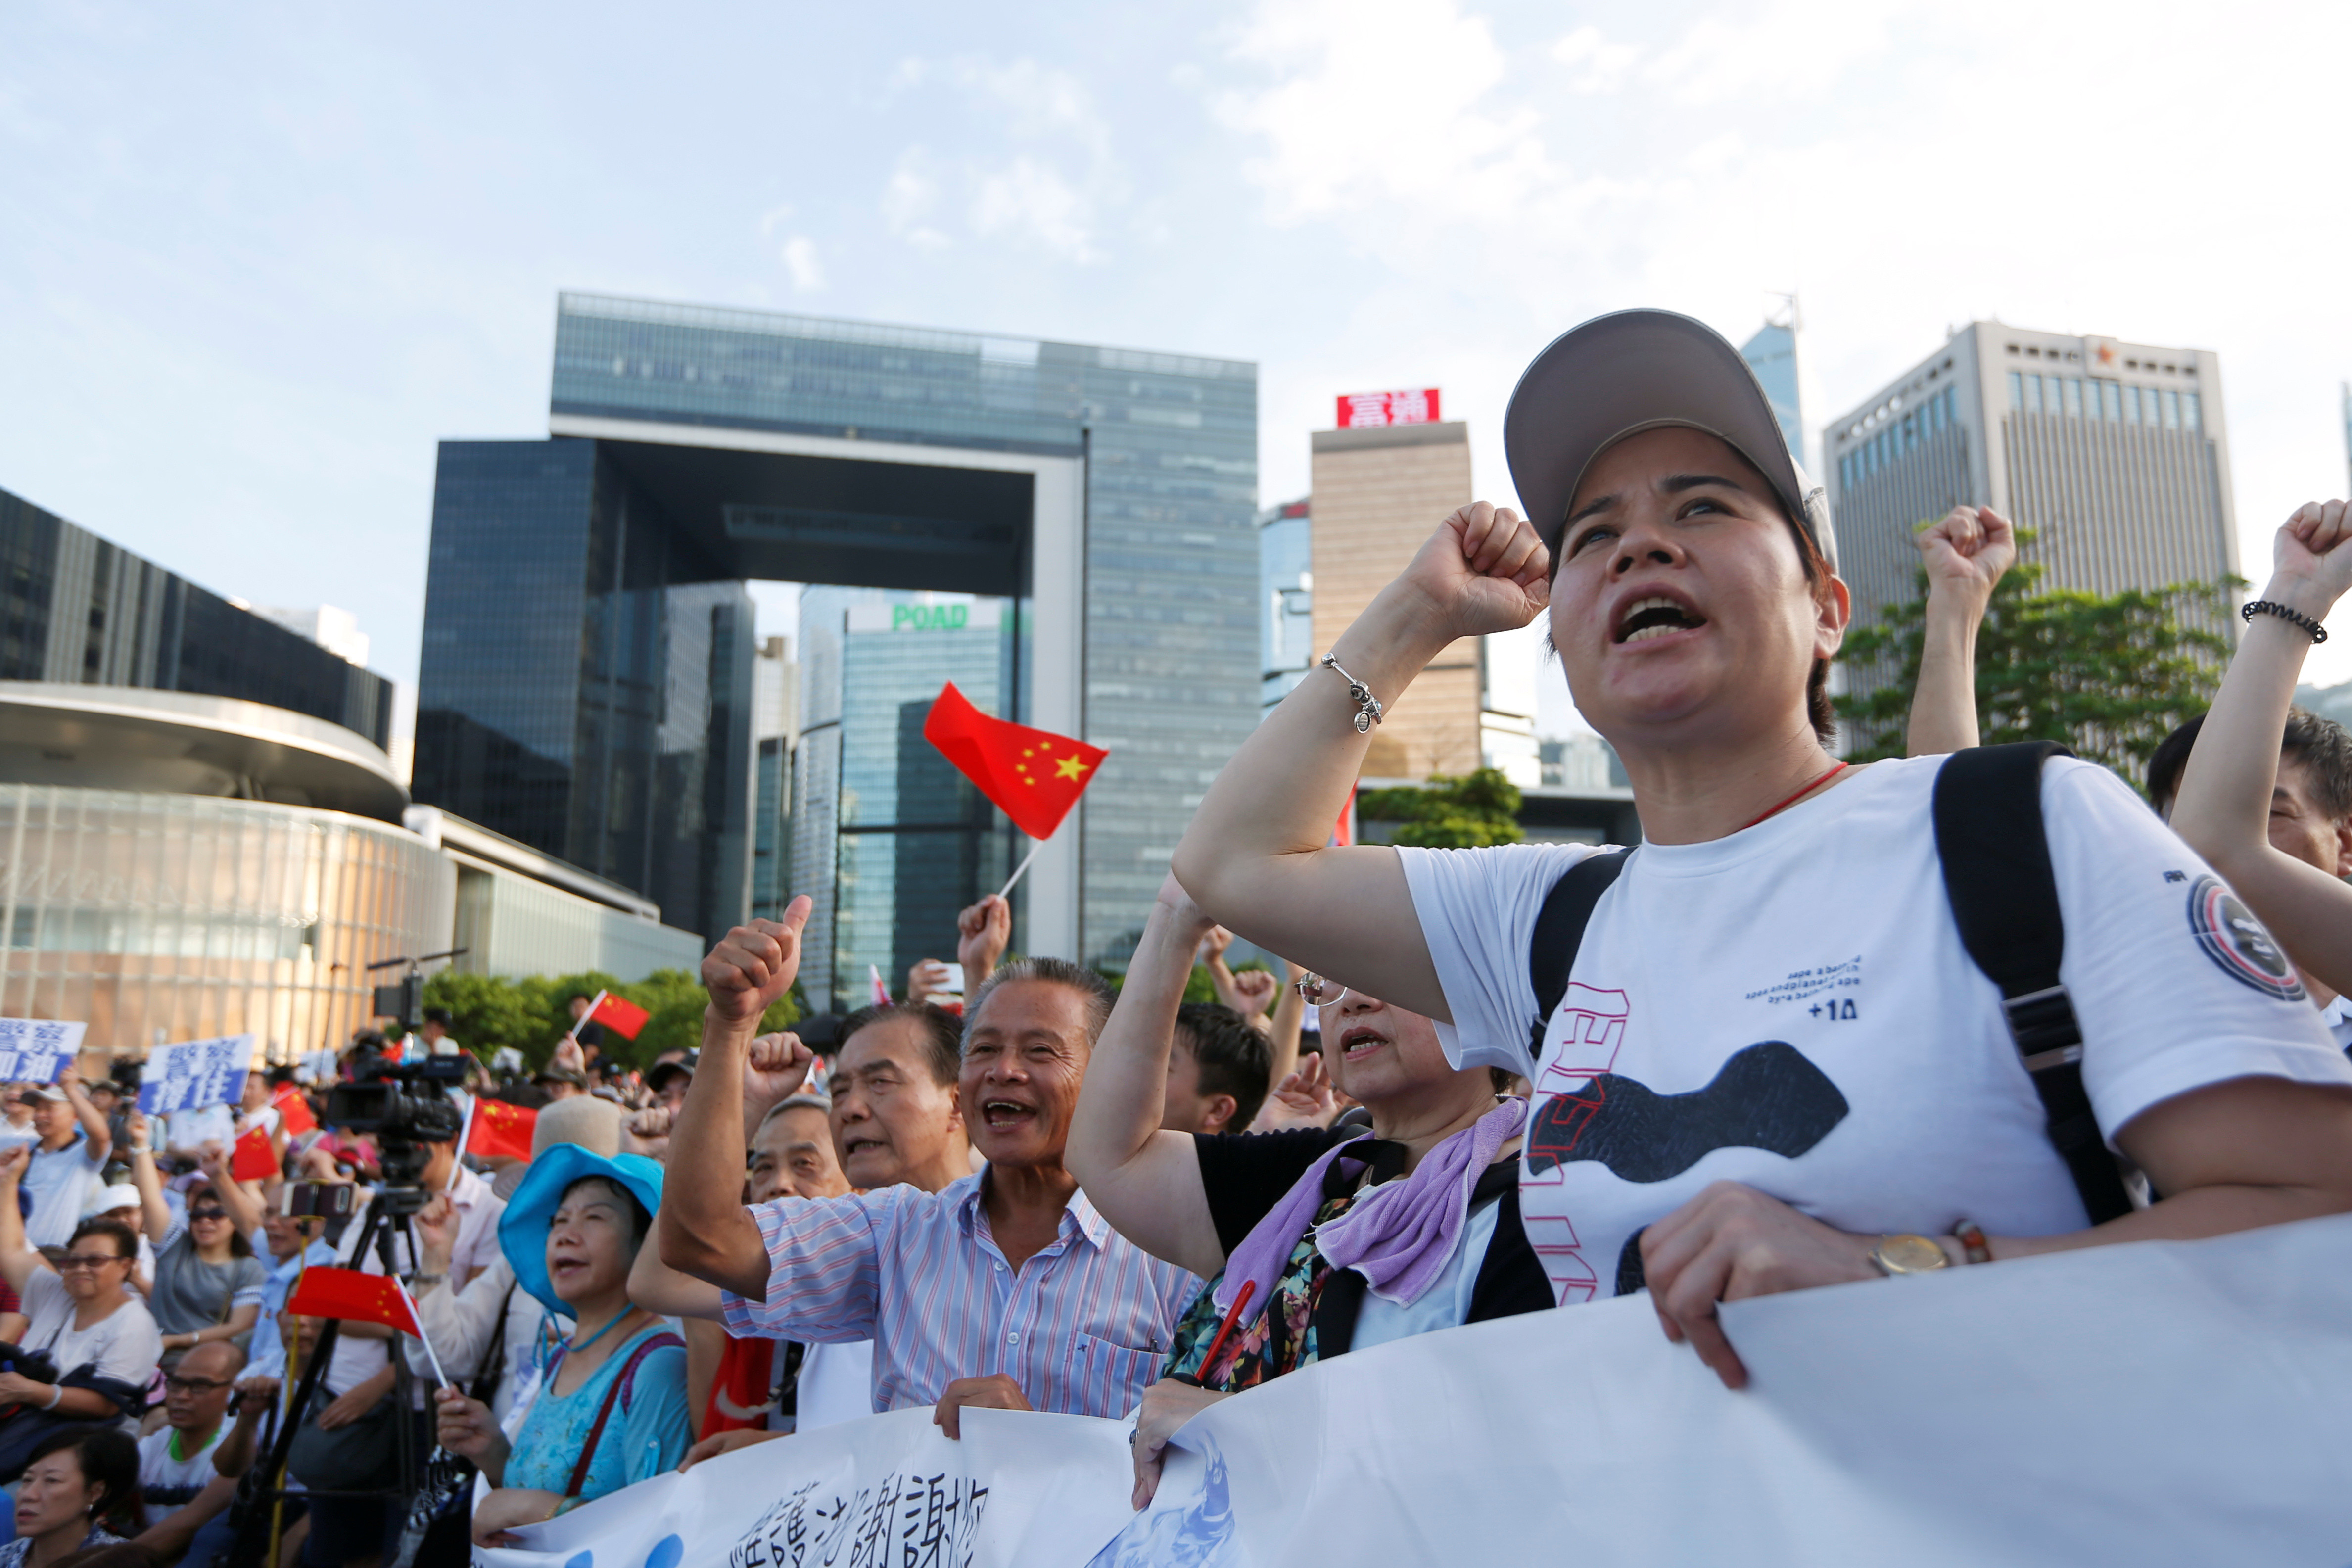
[[422, 965, 798, 1073], [1835, 530, 2235, 786], [1356, 768, 1526, 849]]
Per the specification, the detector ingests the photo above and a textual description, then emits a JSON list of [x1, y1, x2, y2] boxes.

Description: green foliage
[[421, 966, 798, 1072], [1356, 767, 1526, 849], [1834, 529, 2235, 785]]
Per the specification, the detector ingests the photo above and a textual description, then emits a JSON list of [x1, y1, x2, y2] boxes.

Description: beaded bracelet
[[2242, 599, 2328, 644]]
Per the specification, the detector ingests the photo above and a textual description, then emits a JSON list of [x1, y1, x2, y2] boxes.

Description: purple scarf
[[1211, 1097, 1527, 1330]]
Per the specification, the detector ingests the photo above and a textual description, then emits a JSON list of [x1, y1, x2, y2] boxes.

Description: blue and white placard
[[0, 1019, 87, 1084], [137, 1033, 257, 1115]]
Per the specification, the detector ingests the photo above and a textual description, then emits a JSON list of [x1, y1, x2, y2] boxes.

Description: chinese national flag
[[588, 994, 650, 1041], [467, 1097, 536, 1162], [272, 1087, 317, 1136], [286, 1267, 420, 1335], [922, 683, 1109, 841], [231, 1128, 278, 1183]]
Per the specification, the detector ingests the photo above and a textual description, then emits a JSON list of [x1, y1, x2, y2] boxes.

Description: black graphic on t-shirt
[[1524, 1041, 1849, 1184]]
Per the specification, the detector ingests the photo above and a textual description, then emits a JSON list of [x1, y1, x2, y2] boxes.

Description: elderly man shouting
[[661, 900, 1198, 1434]]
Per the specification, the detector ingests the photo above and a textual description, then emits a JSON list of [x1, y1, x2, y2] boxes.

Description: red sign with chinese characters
[[1335, 388, 1441, 429]]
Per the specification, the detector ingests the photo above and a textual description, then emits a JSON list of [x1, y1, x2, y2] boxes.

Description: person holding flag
[[432, 1147, 691, 1547]]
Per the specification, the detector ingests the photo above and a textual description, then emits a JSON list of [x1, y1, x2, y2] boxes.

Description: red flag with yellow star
[[923, 683, 1108, 841]]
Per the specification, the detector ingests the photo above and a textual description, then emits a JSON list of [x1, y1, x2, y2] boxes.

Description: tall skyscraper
[[0, 484, 395, 746], [1258, 498, 1312, 717], [1740, 306, 1804, 462], [416, 294, 1258, 957], [1825, 323, 2238, 705], [750, 634, 797, 923], [1308, 409, 1537, 784]]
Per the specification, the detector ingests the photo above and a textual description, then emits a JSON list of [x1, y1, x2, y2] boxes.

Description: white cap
[[97, 1185, 141, 1213]]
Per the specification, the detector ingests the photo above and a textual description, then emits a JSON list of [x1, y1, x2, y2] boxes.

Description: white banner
[[136, 1033, 255, 1115], [480, 1214, 2352, 1568], [0, 1018, 86, 1083]]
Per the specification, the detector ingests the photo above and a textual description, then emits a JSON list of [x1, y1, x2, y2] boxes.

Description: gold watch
[[1868, 1234, 1951, 1276]]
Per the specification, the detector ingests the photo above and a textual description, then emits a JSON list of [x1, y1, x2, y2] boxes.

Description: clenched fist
[[701, 897, 813, 1028]]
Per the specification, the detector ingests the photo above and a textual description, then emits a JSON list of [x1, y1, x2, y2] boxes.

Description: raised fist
[[956, 895, 1011, 983], [702, 897, 813, 1026], [2272, 500, 2352, 621], [1916, 506, 2017, 610], [1401, 502, 1552, 643], [743, 1032, 815, 1111]]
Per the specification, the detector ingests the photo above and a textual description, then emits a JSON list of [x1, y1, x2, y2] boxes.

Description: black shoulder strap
[[1526, 849, 1634, 1063], [1931, 742, 2134, 1224]]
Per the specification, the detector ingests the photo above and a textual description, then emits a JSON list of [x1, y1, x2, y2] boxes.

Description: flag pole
[[392, 1277, 450, 1389], [997, 836, 1046, 901], [447, 1098, 475, 1192]]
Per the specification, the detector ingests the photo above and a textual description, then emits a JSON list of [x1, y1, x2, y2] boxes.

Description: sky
[[7, 0, 2352, 742]]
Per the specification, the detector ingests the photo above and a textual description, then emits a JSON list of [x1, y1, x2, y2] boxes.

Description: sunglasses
[[57, 1253, 128, 1271], [188, 1207, 229, 1223]]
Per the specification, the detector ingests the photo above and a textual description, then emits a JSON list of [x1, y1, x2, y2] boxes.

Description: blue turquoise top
[[503, 1323, 692, 1502]]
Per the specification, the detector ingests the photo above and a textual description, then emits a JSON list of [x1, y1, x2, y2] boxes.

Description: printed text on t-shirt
[[1743, 957, 1863, 1007]]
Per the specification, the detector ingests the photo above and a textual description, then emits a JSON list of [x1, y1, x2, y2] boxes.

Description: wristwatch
[[1868, 1234, 1952, 1276]]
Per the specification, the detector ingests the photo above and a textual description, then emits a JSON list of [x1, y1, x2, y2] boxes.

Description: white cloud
[[880, 148, 951, 248], [780, 236, 825, 292], [971, 157, 1099, 263], [1550, 26, 1638, 94]]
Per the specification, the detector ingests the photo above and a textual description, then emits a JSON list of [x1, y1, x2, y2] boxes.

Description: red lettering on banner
[[1335, 388, 1443, 429]]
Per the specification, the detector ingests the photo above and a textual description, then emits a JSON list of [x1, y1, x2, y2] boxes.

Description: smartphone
[[939, 962, 966, 997], [281, 1181, 356, 1220]]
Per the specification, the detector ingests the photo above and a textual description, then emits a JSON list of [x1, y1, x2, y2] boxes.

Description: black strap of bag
[[1526, 848, 1635, 1063], [1930, 742, 2135, 1224]]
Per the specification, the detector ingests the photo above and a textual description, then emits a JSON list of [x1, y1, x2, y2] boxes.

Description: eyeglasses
[[57, 1253, 127, 1271], [163, 1375, 231, 1394], [1292, 974, 1352, 1008]]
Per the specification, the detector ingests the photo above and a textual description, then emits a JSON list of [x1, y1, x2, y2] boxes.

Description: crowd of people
[[3, 311, 2349, 1567]]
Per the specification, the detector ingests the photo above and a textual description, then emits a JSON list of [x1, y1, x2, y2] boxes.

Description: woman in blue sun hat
[[433, 1145, 693, 1546]]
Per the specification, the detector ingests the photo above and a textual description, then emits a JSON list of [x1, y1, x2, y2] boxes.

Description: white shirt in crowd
[[22, 1132, 105, 1249], [326, 1164, 504, 1401], [18, 1268, 162, 1386], [2319, 994, 2352, 1056], [1402, 755, 2352, 1305], [0, 1116, 38, 1154], [137, 1420, 229, 1509], [792, 1340, 877, 1434], [406, 1253, 544, 1422]]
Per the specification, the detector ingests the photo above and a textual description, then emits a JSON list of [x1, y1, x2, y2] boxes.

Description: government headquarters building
[[415, 295, 1260, 987]]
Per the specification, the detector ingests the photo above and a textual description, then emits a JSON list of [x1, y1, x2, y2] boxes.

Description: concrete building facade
[[1825, 322, 2237, 702]]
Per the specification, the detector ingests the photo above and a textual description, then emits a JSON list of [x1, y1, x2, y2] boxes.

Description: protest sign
[[0, 1018, 86, 1083], [137, 1033, 255, 1115], [479, 1213, 2352, 1568], [477, 1405, 1134, 1568]]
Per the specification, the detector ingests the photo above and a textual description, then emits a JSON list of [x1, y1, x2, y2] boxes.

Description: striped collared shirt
[[718, 1172, 1201, 1419]]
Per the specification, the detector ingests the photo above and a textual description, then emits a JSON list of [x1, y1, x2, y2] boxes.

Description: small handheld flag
[[272, 1086, 318, 1136], [231, 1127, 278, 1183], [465, 1098, 536, 1162], [923, 683, 1107, 843], [587, 993, 651, 1041], [286, 1267, 421, 1335], [869, 965, 892, 1007]]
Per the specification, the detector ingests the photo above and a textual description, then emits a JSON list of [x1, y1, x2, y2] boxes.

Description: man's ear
[[1205, 1094, 1238, 1135], [2332, 817, 2352, 880]]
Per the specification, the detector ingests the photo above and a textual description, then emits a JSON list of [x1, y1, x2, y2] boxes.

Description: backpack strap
[[563, 1330, 684, 1498], [1526, 849, 1635, 1063], [1930, 742, 2135, 1224]]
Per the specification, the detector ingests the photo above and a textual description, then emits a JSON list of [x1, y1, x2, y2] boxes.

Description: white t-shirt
[[1401, 755, 2352, 1305], [22, 1134, 105, 1249], [2320, 994, 2352, 1056], [138, 1420, 229, 1510], [20, 1268, 163, 1388]]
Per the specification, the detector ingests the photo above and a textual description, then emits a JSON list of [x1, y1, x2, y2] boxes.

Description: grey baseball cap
[[1503, 309, 1836, 570]]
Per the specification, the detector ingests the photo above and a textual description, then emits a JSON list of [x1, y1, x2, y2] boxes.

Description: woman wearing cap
[[119, 1110, 265, 1372], [432, 1146, 691, 1546], [1173, 309, 2352, 1389]]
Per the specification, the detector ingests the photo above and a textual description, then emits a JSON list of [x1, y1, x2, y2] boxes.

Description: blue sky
[[7, 0, 2351, 724]]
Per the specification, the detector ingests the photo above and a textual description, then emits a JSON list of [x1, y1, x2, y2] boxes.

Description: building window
[[2183, 391, 2202, 432], [2063, 378, 2083, 418], [2027, 375, 2046, 415], [2121, 385, 2140, 424], [2100, 380, 2121, 421], [2008, 370, 2024, 409], [2162, 388, 2181, 429]]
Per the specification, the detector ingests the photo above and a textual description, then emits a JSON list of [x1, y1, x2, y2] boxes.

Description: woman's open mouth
[[1339, 1026, 1388, 1062], [1613, 594, 1708, 644]]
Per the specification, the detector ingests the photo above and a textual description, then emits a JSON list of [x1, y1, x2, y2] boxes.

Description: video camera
[[324, 1049, 465, 1214]]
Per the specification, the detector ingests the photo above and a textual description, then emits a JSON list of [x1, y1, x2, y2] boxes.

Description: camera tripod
[[227, 1192, 436, 1567]]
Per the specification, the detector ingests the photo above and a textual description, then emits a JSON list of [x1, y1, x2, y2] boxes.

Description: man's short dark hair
[[423, 1007, 454, 1029], [68, 1216, 140, 1260], [2282, 706, 2352, 822], [965, 958, 1116, 1045], [2146, 714, 2205, 816], [1174, 1003, 1273, 1131], [836, 1001, 963, 1088]]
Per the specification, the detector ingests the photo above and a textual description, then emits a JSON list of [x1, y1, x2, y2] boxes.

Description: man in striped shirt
[[662, 903, 1202, 1434]]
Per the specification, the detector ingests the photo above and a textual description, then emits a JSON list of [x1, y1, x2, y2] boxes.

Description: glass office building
[[1740, 319, 1804, 463], [1259, 499, 1313, 717], [418, 294, 1257, 961], [0, 484, 394, 747]]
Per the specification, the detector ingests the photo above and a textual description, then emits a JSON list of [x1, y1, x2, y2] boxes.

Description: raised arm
[[1172, 503, 1550, 1016], [2172, 501, 2352, 992], [196, 1141, 265, 1237], [627, 1234, 727, 1320], [1904, 506, 2016, 757], [60, 1064, 110, 1164], [660, 903, 811, 1299], [124, 1109, 175, 1243], [1265, 960, 1306, 1088], [0, 1147, 38, 1290], [1065, 877, 1229, 1278]]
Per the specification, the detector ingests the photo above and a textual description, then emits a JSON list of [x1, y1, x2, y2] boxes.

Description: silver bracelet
[[1320, 655, 1385, 734], [42, 1384, 63, 1410]]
